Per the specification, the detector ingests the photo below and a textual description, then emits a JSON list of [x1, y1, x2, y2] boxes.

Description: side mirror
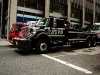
[[53, 23, 57, 28]]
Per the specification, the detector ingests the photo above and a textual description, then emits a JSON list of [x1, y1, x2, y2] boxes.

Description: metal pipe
[[93, 0, 95, 23], [0, 0, 3, 39], [7, 0, 11, 40]]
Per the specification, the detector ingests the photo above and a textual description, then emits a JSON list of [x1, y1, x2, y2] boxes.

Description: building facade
[[0, 0, 100, 39]]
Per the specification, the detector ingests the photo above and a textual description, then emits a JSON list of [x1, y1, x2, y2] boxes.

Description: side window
[[36, 18, 48, 26]]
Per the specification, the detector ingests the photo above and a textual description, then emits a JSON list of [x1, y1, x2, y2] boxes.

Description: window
[[37, 0, 44, 10], [90, 25, 100, 31], [56, 19, 64, 28], [17, 0, 44, 11], [36, 18, 48, 26], [95, 16, 98, 22], [70, 22, 81, 29], [53, 2, 62, 13], [71, 8, 80, 19], [50, 1, 66, 16], [85, 12, 91, 22], [25, 0, 37, 9], [18, 0, 24, 7]]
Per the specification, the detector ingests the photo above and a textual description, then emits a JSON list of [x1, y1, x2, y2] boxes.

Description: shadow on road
[[0, 45, 16, 48], [12, 44, 97, 55], [48, 45, 86, 54], [15, 46, 87, 55], [0, 45, 12, 47], [14, 49, 38, 56]]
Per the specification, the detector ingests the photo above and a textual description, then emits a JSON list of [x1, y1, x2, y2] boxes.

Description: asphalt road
[[0, 44, 100, 75]]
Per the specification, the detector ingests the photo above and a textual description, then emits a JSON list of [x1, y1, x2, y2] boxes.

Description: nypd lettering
[[51, 29, 63, 34]]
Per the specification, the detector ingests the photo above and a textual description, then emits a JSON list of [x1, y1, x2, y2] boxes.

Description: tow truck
[[14, 17, 97, 54]]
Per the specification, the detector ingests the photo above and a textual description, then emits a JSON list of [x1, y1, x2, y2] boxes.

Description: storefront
[[17, 0, 45, 23], [0, 0, 9, 38]]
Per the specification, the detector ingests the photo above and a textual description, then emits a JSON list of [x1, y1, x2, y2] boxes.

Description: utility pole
[[82, 0, 85, 28], [0, 0, 3, 39], [23, 0, 25, 23], [67, 0, 71, 22], [7, 0, 11, 40], [45, 0, 50, 18], [93, 0, 95, 24]]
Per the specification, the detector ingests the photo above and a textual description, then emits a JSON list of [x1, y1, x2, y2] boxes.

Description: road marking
[[42, 54, 92, 74], [53, 54, 69, 57]]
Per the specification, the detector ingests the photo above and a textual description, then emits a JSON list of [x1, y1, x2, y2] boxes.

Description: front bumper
[[14, 39, 32, 50]]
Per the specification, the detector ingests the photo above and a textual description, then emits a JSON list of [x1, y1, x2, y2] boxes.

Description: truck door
[[49, 19, 65, 40]]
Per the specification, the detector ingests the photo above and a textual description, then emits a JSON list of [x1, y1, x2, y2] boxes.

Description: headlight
[[30, 32, 36, 37]]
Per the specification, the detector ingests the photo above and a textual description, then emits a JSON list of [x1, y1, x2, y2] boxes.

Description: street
[[0, 42, 100, 75]]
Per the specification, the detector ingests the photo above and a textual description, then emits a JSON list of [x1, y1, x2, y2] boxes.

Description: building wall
[[69, 0, 100, 27], [45, 0, 50, 18], [9, 0, 17, 25], [50, 0, 67, 17], [1, 0, 100, 39], [7, 0, 17, 39]]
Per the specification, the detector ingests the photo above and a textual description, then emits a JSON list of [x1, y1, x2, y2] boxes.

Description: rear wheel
[[86, 39, 91, 47], [36, 39, 50, 54], [91, 39, 97, 47], [70, 43, 77, 48]]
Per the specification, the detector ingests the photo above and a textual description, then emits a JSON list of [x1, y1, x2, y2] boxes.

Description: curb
[[0, 39, 12, 46]]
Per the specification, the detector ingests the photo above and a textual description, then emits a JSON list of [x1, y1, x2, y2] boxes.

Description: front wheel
[[36, 39, 50, 54]]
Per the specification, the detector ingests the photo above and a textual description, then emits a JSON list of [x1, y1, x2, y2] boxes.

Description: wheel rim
[[88, 40, 91, 47], [40, 43, 47, 51], [93, 40, 96, 46]]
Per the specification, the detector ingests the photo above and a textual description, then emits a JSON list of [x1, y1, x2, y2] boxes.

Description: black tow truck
[[14, 17, 97, 53]]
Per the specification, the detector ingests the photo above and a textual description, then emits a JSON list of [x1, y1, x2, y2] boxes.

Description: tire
[[91, 39, 97, 47], [70, 43, 77, 48], [36, 39, 50, 54], [86, 39, 91, 47]]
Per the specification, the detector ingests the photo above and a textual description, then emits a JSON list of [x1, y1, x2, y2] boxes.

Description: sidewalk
[[0, 38, 12, 46]]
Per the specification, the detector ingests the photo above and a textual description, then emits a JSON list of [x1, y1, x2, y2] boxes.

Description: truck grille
[[21, 27, 30, 39]]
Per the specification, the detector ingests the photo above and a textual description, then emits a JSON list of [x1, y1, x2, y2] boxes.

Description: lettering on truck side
[[50, 29, 63, 35]]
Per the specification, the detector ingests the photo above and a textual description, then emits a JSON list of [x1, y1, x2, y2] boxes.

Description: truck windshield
[[90, 25, 100, 31], [36, 18, 48, 27]]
